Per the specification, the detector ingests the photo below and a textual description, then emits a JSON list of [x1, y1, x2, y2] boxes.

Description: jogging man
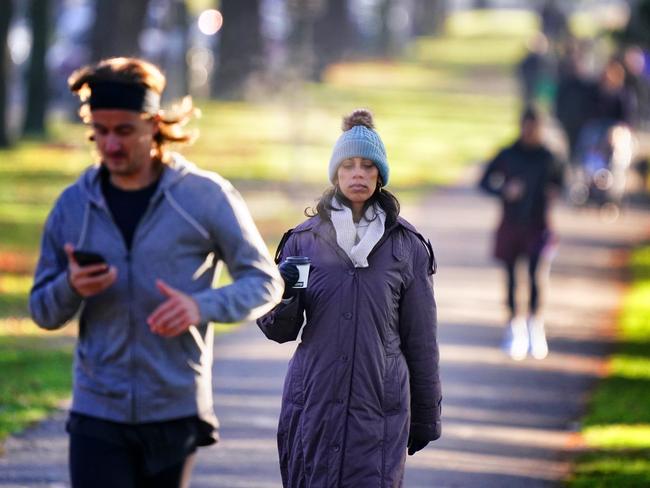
[[29, 57, 282, 487]]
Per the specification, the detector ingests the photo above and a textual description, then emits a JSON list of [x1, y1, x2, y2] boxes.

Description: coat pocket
[[75, 358, 128, 399], [382, 355, 402, 415]]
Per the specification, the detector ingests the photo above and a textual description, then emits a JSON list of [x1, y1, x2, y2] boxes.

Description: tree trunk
[[211, 0, 264, 99], [284, 0, 322, 83], [377, 0, 411, 58], [313, 0, 355, 81], [413, 0, 446, 36], [91, 0, 151, 61], [160, 0, 189, 102], [0, 0, 14, 148], [23, 0, 50, 137]]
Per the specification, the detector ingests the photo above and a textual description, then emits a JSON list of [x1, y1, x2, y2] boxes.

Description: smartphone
[[73, 250, 107, 267]]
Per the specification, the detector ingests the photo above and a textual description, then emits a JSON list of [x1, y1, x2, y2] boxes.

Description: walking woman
[[257, 110, 442, 487]]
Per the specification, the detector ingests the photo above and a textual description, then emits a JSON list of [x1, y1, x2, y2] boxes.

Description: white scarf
[[330, 197, 386, 268]]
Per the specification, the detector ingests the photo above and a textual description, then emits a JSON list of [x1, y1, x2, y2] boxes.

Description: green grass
[[0, 334, 73, 441], [568, 246, 650, 487], [0, 9, 535, 442]]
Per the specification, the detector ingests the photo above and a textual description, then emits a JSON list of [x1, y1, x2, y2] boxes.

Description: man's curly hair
[[68, 57, 199, 162]]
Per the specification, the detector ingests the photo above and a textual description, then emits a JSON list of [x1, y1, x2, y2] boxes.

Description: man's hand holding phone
[[64, 244, 117, 297]]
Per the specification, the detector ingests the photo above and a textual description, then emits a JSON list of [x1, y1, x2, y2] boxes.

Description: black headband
[[88, 81, 161, 114]]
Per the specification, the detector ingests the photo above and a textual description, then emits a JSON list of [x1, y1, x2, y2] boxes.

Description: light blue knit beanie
[[329, 109, 389, 187]]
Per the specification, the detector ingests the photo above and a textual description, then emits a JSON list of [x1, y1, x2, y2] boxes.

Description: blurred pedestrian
[[539, 0, 569, 48], [29, 57, 282, 487], [258, 109, 442, 487], [554, 40, 592, 163], [479, 107, 564, 360], [517, 33, 552, 105], [569, 59, 636, 209], [622, 45, 649, 128], [590, 59, 635, 125]]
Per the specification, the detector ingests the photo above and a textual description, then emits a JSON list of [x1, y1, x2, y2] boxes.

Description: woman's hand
[[407, 428, 430, 456], [279, 261, 300, 299]]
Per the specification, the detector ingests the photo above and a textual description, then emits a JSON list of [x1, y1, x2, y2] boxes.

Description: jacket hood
[[77, 152, 195, 205]]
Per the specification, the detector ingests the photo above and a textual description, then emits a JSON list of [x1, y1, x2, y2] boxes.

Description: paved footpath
[[1, 179, 649, 487]]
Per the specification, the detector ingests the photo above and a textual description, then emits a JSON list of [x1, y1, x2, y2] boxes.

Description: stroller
[[569, 119, 634, 210]]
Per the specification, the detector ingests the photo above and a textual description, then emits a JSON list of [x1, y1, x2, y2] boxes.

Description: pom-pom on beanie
[[328, 109, 389, 186]]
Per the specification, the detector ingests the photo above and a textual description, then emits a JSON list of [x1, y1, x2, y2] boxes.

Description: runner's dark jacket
[[479, 140, 564, 228]]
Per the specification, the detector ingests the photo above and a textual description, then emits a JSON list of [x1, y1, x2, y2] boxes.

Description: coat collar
[[295, 214, 405, 268]]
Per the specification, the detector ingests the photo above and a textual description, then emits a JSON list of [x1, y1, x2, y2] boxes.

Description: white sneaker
[[528, 317, 549, 359], [503, 317, 529, 361]]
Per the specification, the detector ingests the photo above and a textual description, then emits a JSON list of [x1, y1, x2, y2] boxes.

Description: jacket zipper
[[127, 251, 137, 422], [90, 200, 138, 422], [126, 188, 165, 423]]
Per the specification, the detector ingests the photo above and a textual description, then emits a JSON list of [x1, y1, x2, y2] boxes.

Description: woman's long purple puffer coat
[[257, 215, 441, 488]]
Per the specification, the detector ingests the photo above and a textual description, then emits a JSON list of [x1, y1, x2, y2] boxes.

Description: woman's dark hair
[[305, 183, 401, 226]]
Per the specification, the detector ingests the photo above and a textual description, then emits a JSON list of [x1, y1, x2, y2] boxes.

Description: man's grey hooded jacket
[[29, 155, 282, 427]]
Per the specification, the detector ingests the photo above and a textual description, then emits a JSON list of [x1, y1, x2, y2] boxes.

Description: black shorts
[[494, 221, 551, 265], [66, 413, 215, 478]]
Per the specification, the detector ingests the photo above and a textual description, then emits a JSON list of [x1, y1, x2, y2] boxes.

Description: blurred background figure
[[516, 32, 552, 106], [570, 58, 636, 214], [591, 58, 634, 124], [622, 45, 649, 129], [554, 38, 592, 164], [479, 107, 564, 361], [538, 0, 569, 52]]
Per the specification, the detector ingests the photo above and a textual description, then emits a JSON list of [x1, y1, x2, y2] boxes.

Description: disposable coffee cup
[[286, 256, 311, 289]]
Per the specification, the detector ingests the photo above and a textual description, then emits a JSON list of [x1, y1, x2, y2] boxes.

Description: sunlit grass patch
[[0, 142, 89, 174], [0, 335, 73, 441], [569, 245, 650, 486], [0, 203, 50, 226], [326, 61, 455, 90], [584, 425, 650, 450], [570, 3, 630, 40], [570, 452, 650, 487], [0, 274, 31, 317], [445, 9, 539, 39], [414, 36, 528, 71], [0, 220, 48, 253]]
